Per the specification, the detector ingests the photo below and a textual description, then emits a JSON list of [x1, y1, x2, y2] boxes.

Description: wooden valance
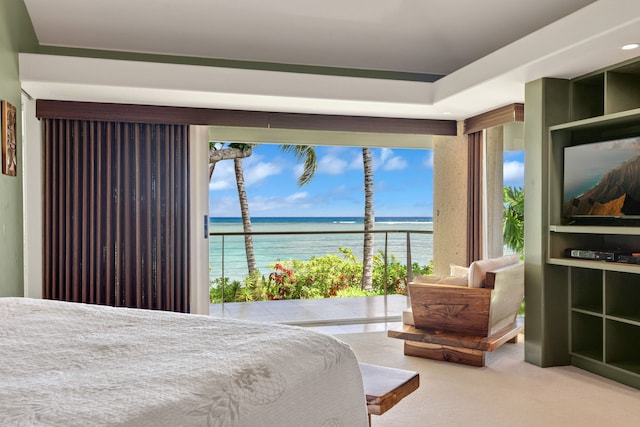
[[463, 103, 524, 135], [36, 99, 458, 136]]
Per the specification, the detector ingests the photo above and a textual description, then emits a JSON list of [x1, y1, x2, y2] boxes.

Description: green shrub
[[267, 248, 362, 299], [371, 253, 433, 295], [209, 274, 260, 303], [335, 287, 376, 298], [209, 248, 434, 303]]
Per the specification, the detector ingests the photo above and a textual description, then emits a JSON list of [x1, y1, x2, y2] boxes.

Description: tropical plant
[[208, 248, 435, 303], [371, 254, 433, 295], [503, 186, 526, 316], [503, 185, 525, 257], [209, 277, 252, 303], [271, 248, 363, 299], [279, 144, 317, 186]]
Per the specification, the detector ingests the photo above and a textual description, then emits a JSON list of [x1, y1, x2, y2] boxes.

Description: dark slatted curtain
[[42, 119, 190, 312], [467, 130, 483, 265]]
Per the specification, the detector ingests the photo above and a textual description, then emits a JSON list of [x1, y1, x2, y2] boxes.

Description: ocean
[[208, 217, 433, 282]]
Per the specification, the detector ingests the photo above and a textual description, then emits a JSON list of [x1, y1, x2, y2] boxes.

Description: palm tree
[[503, 186, 524, 257], [233, 156, 257, 274], [361, 147, 374, 290], [209, 142, 318, 276], [209, 142, 257, 274], [208, 142, 253, 180]]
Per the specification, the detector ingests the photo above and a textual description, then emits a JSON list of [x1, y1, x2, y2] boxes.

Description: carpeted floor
[[335, 331, 640, 427]]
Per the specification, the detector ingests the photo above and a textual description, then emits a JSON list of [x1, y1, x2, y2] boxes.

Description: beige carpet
[[336, 332, 640, 427]]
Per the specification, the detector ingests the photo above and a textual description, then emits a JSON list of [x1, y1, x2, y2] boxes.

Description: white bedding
[[0, 298, 368, 426]]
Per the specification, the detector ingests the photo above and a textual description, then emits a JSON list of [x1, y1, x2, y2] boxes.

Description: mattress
[[0, 298, 368, 426]]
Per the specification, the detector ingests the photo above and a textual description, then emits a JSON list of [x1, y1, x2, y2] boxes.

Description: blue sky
[[209, 144, 525, 218]]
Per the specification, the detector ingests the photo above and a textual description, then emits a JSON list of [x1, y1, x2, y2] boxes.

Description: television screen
[[563, 136, 640, 219]]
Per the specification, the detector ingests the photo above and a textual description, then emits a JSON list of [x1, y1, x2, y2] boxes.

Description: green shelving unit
[[528, 56, 640, 389]]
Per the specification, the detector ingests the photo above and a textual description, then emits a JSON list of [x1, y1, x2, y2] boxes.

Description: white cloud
[[209, 195, 240, 216], [243, 162, 282, 186], [285, 192, 308, 202], [383, 156, 407, 171], [293, 163, 304, 179], [209, 152, 285, 189], [380, 148, 393, 162], [503, 160, 525, 184], [318, 154, 348, 175], [249, 192, 312, 213], [423, 152, 434, 168], [348, 152, 362, 170], [370, 148, 407, 171], [208, 160, 235, 191]]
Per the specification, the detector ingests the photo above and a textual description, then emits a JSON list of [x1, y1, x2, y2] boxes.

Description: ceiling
[[18, 0, 640, 121], [23, 0, 598, 76]]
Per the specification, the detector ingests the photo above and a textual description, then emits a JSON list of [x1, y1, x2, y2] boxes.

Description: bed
[[0, 298, 368, 426]]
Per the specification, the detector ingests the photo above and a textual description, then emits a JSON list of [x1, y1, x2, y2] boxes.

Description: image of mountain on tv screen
[[563, 137, 640, 217]]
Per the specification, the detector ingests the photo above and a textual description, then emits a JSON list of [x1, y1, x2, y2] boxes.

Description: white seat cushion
[[402, 308, 414, 326], [450, 264, 470, 276], [468, 254, 520, 287]]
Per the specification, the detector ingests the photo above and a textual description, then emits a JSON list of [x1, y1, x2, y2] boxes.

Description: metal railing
[[208, 228, 433, 324]]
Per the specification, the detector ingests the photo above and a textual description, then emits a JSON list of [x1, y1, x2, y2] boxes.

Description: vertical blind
[[42, 119, 190, 312]]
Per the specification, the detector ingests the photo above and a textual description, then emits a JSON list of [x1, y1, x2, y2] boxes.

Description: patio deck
[[209, 294, 407, 334]]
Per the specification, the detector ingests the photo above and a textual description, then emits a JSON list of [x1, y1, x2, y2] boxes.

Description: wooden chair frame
[[388, 262, 524, 366]]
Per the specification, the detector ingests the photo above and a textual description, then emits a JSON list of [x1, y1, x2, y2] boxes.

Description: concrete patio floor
[[209, 294, 407, 334]]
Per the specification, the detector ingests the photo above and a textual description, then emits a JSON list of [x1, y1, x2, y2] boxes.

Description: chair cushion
[[468, 254, 520, 287], [411, 275, 468, 287], [438, 275, 469, 286], [402, 308, 414, 326], [450, 264, 470, 276]]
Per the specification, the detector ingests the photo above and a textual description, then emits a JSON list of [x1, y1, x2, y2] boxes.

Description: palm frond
[[280, 144, 317, 186], [503, 186, 525, 256]]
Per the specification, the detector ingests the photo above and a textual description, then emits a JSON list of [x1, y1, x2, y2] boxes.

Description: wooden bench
[[359, 363, 420, 426]]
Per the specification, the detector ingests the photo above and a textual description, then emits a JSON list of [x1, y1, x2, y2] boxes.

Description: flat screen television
[[563, 136, 640, 223]]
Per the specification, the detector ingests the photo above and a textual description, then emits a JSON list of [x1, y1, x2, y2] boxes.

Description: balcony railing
[[208, 228, 433, 325]]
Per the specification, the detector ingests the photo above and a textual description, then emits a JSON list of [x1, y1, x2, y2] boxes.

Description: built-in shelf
[[571, 311, 603, 362], [547, 57, 640, 390], [549, 225, 640, 235], [551, 107, 640, 132], [606, 321, 640, 375], [607, 314, 640, 327], [608, 361, 640, 376], [548, 258, 640, 273], [572, 307, 602, 317]]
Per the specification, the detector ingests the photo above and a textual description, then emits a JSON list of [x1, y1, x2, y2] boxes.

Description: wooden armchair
[[388, 256, 524, 366]]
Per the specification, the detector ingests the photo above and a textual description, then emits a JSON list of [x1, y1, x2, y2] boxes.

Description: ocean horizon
[[208, 216, 434, 281], [209, 216, 433, 224]]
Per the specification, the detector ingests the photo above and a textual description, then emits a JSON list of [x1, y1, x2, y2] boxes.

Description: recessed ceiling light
[[442, 111, 452, 115], [622, 43, 639, 50]]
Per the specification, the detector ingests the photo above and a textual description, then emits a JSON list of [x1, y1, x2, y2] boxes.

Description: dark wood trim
[[463, 103, 524, 135], [36, 100, 458, 136], [467, 131, 483, 265]]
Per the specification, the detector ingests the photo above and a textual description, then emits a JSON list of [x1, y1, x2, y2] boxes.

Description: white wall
[[190, 126, 211, 314]]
